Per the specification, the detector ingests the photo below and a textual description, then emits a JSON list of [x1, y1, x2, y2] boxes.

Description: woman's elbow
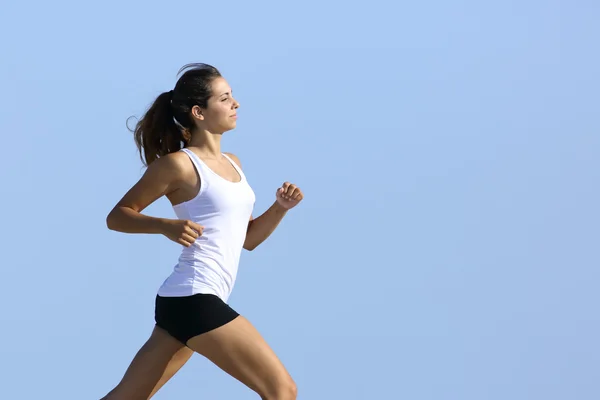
[[244, 242, 257, 251], [106, 208, 119, 231]]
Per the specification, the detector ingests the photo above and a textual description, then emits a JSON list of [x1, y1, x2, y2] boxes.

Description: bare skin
[[101, 76, 302, 399], [101, 327, 193, 399], [186, 316, 297, 400]]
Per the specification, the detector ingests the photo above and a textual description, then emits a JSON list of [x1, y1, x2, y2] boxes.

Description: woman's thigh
[[186, 316, 296, 399], [102, 325, 193, 400]]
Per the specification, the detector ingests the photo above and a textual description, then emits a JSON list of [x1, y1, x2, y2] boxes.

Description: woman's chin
[[219, 123, 237, 134]]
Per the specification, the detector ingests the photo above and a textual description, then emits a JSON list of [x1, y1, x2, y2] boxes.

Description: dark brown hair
[[129, 63, 222, 166]]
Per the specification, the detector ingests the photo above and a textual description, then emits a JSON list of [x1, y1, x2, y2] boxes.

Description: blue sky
[[1, 1, 599, 399]]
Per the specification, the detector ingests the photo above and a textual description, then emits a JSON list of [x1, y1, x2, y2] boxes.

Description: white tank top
[[157, 148, 255, 302]]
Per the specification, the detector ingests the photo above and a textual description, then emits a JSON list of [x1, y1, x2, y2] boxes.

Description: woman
[[101, 63, 302, 400]]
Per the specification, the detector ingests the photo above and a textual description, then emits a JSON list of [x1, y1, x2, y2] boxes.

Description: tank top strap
[[180, 148, 203, 171], [221, 153, 247, 182], [180, 148, 210, 189]]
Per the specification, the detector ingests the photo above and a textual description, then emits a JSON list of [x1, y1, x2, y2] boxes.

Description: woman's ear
[[191, 105, 204, 121]]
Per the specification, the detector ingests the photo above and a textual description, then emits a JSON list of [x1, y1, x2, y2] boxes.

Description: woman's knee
[[100, 382, 151, 400], [287, 379, 298, 399], [261, 376, 297, 400]]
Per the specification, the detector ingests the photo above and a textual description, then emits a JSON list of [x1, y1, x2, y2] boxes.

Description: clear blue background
[[1, 1, 598, 399]]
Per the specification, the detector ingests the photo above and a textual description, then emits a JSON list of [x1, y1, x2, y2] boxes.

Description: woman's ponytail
[[130, 90, 189, 166]]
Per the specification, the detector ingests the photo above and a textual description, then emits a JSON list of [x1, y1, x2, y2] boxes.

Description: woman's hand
[[161, 219, 204, 247], [275, 182, 304, 210]]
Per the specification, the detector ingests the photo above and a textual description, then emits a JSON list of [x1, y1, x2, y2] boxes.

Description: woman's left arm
[[244, 182, 304, 251], [224, 152, 304, 251]]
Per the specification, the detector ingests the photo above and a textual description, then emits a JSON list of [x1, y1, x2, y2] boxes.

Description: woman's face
[[192, 77, 240, 133]]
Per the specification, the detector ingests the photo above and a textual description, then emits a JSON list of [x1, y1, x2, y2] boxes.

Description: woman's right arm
[[106, 153, 203, 247]]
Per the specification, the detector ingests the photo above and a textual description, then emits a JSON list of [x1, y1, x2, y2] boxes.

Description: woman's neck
[[187, 129, 223, 159]]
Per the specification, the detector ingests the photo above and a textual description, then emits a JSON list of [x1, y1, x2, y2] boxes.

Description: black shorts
[[154, 293, 239, 345]]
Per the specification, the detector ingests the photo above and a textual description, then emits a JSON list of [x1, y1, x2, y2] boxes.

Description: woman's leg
[[101, 325, 193, 400], [186, 315, 297, 400]]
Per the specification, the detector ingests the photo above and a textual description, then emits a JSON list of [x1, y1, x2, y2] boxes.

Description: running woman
[[101, 63, 302, 400]]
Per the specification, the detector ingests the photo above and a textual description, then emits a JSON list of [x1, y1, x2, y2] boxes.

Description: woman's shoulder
[[146, 150, 195, 180], [223, 152, 242, 168]]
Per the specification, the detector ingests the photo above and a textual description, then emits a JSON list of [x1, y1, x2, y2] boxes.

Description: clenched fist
[[276, 182, 304, 210], [161, 219, 204, 247]]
